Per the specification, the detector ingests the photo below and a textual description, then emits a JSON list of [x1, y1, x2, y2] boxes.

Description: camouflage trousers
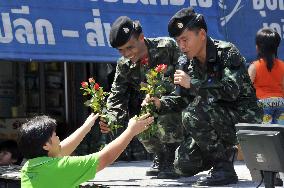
[[138, 112, 184, 154], [173, 102, 261, 176]]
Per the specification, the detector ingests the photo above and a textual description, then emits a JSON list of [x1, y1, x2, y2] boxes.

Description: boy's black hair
[[18, 116, 57, 159]]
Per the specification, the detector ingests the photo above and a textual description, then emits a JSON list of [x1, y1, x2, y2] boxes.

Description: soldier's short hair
[[168, 7, 207, 38], [109, 16, 142, 48]]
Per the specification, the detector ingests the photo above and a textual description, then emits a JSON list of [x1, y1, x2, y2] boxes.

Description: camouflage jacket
[[160, 37, 261, 121], [107, 37, 182, 127]]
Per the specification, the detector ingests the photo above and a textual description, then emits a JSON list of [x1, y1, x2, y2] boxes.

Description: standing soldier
[[99, 16, 183, 179], [144, 7, 263, 186]]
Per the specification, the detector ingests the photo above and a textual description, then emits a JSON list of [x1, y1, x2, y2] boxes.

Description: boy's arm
[[60, 113, 99, 156], [96, 114, 154, 172]]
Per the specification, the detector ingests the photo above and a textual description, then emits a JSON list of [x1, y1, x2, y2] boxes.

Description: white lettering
[[266, 0, 278, 10], [86, 18, 105, 46], [169, 0, 185, 5], [189, 0, 213, 7], [198, 0, 212, 7], [85, 9, 107, 46], [0, 13, 13, 43], [92, 0, 213, 6], [253, 0, 284, 10], [88, 0, 216, 6], [103, 23, 111, 46], [13, 18, 35, 44], [11, 6, 30, 14], [253, 0, 264, 10], [35, 19, 56, 45], [190, 0, 198, 6], [220, 0, 243, 26], [123, 0, 138, 3], [62, 30, 79, 38], [140, 0, 156, 4], [92, 9, 101, 16], [280, 0, 284, 9], [144, 0, 186, 5]]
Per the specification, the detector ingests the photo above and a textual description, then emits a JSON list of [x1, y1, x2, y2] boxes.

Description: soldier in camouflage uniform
[[143, 7, 263, 186], [99, 16, 184, 179]]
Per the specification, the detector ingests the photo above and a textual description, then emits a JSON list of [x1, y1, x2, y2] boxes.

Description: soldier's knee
[[138, 137, 163, 154]]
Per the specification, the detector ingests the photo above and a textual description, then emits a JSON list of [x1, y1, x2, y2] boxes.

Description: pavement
[[80, 160, 284, 188]]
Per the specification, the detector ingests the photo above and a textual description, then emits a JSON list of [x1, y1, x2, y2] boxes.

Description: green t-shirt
[[21, 153, 100, 188]]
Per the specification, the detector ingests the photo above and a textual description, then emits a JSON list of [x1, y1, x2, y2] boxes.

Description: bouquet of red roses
[[138, 64, 170, 139], [80, 78, 121, 135]]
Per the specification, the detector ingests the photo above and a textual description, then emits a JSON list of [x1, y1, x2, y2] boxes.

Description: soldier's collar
[[206, 37, 217, 64], [129, 38, 149, 69], [144, 38, 157, 68]]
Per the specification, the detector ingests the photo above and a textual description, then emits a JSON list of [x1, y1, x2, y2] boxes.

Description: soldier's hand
[[174, 70, 191, 88], [99, 118, 111, 134], [142, 94, 161, 110]]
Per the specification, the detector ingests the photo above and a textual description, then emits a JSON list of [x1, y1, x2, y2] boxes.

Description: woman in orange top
[[248, 28, 284, 125]]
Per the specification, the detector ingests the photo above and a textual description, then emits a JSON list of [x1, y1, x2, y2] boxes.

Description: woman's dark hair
[[18, 116, 57, 159], [256, 28, 281, 71]]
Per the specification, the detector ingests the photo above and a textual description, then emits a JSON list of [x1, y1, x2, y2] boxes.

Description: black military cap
[[109, 16, 140, 48], [168, 7, 203, 37]]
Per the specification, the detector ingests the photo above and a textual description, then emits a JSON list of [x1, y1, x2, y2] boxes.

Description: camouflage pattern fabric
[[106, 37, 184, 153], [159, 37, 263, 175]]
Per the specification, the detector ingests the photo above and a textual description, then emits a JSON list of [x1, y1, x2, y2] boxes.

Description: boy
[[19, 113, 153, 188]]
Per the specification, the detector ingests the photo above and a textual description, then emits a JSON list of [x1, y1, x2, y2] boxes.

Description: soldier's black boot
[[194, 146, 238, 186], [157, 144, 180, 179], [195, 161, 238, 186], [145, 155, 160, 176]]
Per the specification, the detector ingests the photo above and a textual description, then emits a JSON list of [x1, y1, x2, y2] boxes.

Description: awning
[[0, 1, 283, 62]]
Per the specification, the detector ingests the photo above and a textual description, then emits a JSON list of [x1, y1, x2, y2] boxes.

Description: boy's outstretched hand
[[141, 94, 161, 110], [84, 113, 99, 129], [127, 113, 154, 136]]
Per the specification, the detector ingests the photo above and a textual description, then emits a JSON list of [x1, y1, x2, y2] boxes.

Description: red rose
[[140, 57, 149, 65], [89, 78, 95, 83], [94, 83, 100, 90], [81, 82, 88, 88], [155, 64, 167, 73]]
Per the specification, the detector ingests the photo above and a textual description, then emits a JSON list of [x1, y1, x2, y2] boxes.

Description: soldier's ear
[[138, 33, 144, 41], [200, 29, 206, 41]]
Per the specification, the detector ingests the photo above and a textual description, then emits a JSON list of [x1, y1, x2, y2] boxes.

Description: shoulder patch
[[118, 56, 131, 65], [157, 38, 172, 48], [224, 47, 244, 68], [217, 41, 231, 49], [230, 53, 241, 67]]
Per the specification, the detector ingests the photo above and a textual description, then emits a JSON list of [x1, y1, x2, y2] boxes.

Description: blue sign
[[0, 0, 283, 63]]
